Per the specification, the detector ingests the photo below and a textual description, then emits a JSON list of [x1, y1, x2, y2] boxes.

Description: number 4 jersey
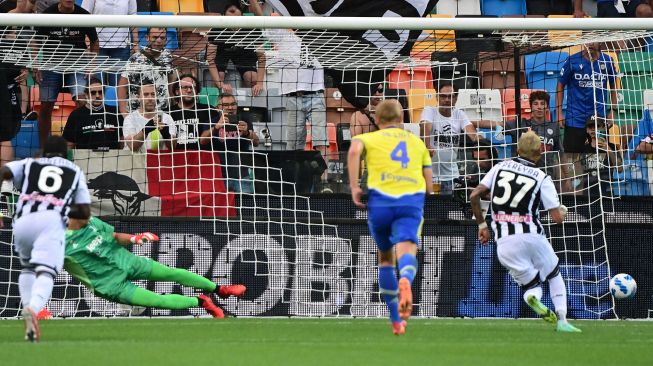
[[6, 157, 91, 224], [354, 128, 431, 207], [480, 157, 560, 240]]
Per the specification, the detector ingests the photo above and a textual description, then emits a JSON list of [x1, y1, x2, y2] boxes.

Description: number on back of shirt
[[26, 163, 76, 199], [492, 171, 537, 210], [390, 141, 410, 168]]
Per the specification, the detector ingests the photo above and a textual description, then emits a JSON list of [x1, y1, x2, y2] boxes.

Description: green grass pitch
[[1, 318, 652, 366]]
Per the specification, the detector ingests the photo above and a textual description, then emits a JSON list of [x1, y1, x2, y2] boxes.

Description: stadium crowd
[[0, 0, 651, 197]]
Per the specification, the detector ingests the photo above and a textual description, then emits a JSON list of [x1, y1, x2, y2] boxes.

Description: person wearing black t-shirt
[[215, 93, 259, 193], [168, 74, 221, 151], [579, 116, 622, 196], [34, 0, 99, 149], [63, 78, 123, 150]]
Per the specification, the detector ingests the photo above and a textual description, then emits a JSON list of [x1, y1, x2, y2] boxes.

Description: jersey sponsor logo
[[19, 192, 65, 206], [380, 172, 418, 184], [493, 213, 533, 223], [573, 72, 609, 88], [87, 235, 103, 253]]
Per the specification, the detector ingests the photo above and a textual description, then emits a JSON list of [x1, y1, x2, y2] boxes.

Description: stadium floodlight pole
[[1, 14, 653, 30]]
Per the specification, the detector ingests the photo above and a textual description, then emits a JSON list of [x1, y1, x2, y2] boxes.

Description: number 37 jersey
[[6, 157, 91, 224], [354, 128, 431, 206], [480, 157, 560, 240]]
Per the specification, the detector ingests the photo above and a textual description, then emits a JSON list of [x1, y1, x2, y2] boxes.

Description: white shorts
[[13, 210, 66, 275], [496, 233, 559, 286]]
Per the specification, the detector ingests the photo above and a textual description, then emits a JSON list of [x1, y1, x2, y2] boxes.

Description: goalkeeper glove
[[130, 232, 159, 245]]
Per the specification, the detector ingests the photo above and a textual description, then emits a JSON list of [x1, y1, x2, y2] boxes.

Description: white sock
[[548, 274, 568, 322], [18, 270, 35, 308], [522, 285, 543, 303], [28, 274, 54, 313]]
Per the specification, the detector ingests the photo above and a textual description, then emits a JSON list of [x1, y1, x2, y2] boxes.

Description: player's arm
[[541, 176, 567, 224], [114, 232, 159, 246], [423, 166, 433, 195], [470, 183, 491, 244], [347, 139, 366, 209]]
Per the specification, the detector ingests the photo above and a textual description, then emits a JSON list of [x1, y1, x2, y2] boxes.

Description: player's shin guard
[[378, 265, 400, 323], [29, 266, 56, 313], [398, 254, 418, 285], [548, 273, 568, 322], [18, 268, 36, 307]]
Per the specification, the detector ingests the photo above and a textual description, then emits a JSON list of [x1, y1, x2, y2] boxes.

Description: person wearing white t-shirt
[[420, 83, 479, 195], [82, 0, 138, 86], [123, 83, 176, 153]]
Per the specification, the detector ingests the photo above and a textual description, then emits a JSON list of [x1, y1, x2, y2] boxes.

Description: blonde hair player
[[470, 131, 580, 332], [348, 100, 433, 335]]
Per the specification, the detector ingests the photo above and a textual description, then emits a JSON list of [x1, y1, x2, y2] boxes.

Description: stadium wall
[[1, 196, 651, 319]]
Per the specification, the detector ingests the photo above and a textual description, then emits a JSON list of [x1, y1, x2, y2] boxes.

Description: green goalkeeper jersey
[[64, 217, 147, 295]]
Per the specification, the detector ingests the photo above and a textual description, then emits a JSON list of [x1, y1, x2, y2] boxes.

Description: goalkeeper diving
[[64, 216, 246, 318]]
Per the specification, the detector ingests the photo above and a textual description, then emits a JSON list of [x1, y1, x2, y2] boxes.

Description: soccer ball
[[609, 273, 637, 299]]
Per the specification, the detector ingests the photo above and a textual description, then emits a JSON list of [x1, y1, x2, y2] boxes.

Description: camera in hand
[[223, 113, 238, 133]]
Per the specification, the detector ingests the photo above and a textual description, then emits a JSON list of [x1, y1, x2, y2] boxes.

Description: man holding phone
[[579, 116, 622, 196], [214, 93, 259, 193], [122, 83, 176, 153]]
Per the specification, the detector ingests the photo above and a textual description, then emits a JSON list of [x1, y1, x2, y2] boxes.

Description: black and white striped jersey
[[479, 157, 560, 240], [6, 157, 91, 223]]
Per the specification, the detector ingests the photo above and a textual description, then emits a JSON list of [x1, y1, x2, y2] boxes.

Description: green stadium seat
[[621, 75, 653, 91], [198, 86, 220, 107], [615, 89, 644, 125], [618, 52, 653, 74]]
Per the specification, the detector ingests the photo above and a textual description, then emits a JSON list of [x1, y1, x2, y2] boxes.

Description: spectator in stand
[[123, 83, 176, 153], [579, 116, 622, 196], [527, 0, 573, 16], [505, 91, 563, 182], [81, 0, 138, 86], [351, 83, 384, 137], [63, 77, 123, 150], [215, 93, 259, 193], [118, 27, 174, 116], [573, 0, 651, 17], [556, 42, 617, 192], [33, 0, 99, 148], [169, 74, 222, 151], [10, 0, 58, 13], [420, 83, 479, 195], [207, 0, 266, 96]]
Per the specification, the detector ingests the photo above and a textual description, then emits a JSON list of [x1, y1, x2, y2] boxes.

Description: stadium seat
[[235, 88, 269, 122], [197, 86, 220, 107], [454, 15, 504, 54], [325, 88, 356, 125], [431, 52, 480, 91], [104, 86, 117, 107], [411, 15, 456, 59], [615, 89, 644, 125], [602, 51, 622, 90], [502, 88, 533, 121], [136, 12, 179, 50], [480, 0, 526, 16], [455, 89, 503, 122], [436, 0, 481, 15], [525, 51, 569, 119], [12, 119, 40, 159], [252, 121, 285, 151], [408, 88, 437, 124], [327, 123, 338, 156], [158, 0, 204, 13], [478, 55, 526, 90], [618, 52, 653, 74], [387, 66, 433, 91]]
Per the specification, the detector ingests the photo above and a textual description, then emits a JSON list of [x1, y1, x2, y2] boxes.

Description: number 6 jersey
[[6, 157, 91, 224], [479, 157, 560, 240]]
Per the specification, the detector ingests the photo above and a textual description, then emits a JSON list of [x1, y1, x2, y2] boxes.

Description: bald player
[[470, 131, 581, 333]]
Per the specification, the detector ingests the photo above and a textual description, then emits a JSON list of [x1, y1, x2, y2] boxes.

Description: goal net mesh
[[0, 16, 651, 319]]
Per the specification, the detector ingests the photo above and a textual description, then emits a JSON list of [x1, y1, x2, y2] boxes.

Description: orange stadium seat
[[408, 88, 436, 123], [158, 0, 204, 14]]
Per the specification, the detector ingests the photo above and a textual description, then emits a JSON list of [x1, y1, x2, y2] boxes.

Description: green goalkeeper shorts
[[92, 254, 154, 305]]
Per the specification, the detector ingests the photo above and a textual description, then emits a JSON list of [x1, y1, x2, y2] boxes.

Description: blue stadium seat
[[481, 0, 526, 16], [136, 12, 179, 50], [525, 51, 569, 121], [12, 119, 39, 159], [104, 86, 117, 107]]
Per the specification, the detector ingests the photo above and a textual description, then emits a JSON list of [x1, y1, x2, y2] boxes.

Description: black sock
[[197, 296, 205, 306]]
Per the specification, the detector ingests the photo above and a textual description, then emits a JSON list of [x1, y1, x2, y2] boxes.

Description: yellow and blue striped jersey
[[354, 128, 430, 206]]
